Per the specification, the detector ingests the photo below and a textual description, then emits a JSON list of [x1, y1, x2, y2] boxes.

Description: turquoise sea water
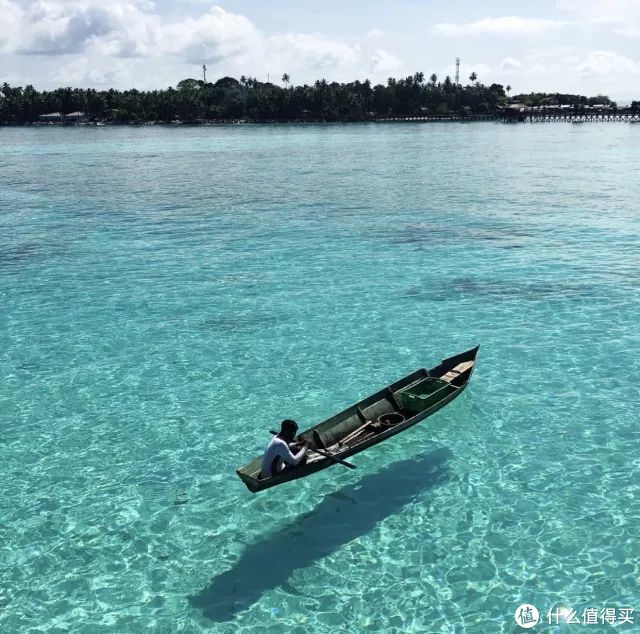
[[1, 122, 639, 633]]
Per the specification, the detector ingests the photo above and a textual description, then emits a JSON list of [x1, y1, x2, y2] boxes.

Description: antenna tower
[[455, 58, 460, 86], [203, 64, 207, 82]]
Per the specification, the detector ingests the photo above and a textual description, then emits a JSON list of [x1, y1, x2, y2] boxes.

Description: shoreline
[[3, 111, 639, 127], [3, 114, 497, 127]]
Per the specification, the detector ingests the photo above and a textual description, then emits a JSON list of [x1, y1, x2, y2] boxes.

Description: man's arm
[[275, 440, 307, 466]]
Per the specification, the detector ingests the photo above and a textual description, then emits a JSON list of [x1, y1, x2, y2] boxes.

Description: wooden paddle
[[339, 419, 376, 446], [269, 431, 356, 469]]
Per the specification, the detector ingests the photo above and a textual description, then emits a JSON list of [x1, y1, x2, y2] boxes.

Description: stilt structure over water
[[501, 106, 640, 123]]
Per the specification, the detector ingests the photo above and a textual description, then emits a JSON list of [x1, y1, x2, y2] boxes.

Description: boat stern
[[236, 469, 261, 493]]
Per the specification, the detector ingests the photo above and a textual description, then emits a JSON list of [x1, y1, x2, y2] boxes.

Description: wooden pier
[[373, 109, 640, 124], [501, 107, 640, 123], [375, 114, 496, 123]]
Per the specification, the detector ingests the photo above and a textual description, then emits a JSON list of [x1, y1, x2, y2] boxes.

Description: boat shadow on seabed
[[188, 447, 453, 622]]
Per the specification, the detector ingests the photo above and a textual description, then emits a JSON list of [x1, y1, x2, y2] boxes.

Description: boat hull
[[236, 346, 479, 492]]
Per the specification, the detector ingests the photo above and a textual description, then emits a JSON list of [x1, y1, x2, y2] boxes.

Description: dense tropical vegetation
[[511, 92, 618, 108], [1, 73, 508, 123], [0, 74, 631, 124]]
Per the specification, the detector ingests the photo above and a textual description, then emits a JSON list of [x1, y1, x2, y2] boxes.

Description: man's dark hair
[[280, 419, 298, 441]]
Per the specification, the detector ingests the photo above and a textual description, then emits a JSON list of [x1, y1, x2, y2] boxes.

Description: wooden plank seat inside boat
[[307, 393, 401, 452], [439, 360, 475, 383], [328, 408, 412, 451]]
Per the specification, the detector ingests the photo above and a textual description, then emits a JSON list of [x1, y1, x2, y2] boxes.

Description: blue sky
[[1, 1, 639, 101]]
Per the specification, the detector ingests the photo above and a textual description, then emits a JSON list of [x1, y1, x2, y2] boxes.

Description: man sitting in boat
[[261, 419, 309, 479]]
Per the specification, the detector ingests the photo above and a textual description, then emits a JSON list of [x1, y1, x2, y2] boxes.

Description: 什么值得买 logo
[[515, 604, 539, 628], [514, 603, 635, 627]]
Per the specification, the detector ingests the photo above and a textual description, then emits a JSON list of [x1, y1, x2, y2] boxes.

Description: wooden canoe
[[236, 345, 479, 493]]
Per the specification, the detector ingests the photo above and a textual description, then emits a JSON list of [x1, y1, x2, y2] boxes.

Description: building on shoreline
[[65, 111, 86, 122], [36, 111, 86, 124], [38, 112, 63, 123]]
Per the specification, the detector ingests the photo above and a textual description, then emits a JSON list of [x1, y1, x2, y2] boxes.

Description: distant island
[[1, 74, 638, 125]]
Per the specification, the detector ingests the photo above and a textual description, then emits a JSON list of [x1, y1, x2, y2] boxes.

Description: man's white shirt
[[261, 436, 306, 478]]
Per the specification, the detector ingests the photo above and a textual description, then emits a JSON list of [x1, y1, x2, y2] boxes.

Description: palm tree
[[413, 72, 424, 85], [429, 73, 437, 85], [506, 85, 512, 99], [469, 72, 478, 84], [281, 73, 290, 87]]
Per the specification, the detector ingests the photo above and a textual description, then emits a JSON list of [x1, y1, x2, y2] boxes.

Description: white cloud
[[528, 62, 551, 77], [617, 25, 640, 36], [578, 50, 640, 77], [8, 1, 158, 57], [53, 55, 132, 85], [366, 28, 383, 37], [555, 0, 640, 23], [1, 2, 365, 84], [13, 3, 258, 62], [433, 16, 568, 36], [267, 33, 360, 72], [0, 0, 23, 51], [500, 56, 523, 71], [370, 48, 401, 74], [160, 7, 258, 64], [477, 47, 640, 98], [527, 45, 578, 60], [555, 0, 640, 35], [90, 4, 161, 58], [21, 5, 121, 55]]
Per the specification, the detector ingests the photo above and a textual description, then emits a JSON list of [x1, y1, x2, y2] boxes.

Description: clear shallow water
[[1, 122, 639, 633]]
